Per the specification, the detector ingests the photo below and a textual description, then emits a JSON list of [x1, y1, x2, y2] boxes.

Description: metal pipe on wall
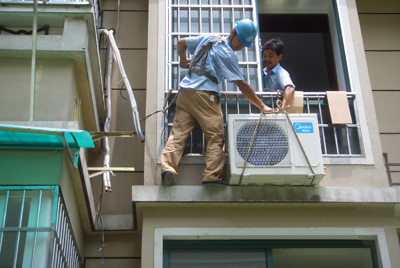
[[30, 0, 38, 121], [102, 31, 114, 192], [97, 28, 145, 192]]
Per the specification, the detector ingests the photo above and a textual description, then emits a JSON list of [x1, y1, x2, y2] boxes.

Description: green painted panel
[[0, 125, 94, 149], [0, 150, 63, 185]]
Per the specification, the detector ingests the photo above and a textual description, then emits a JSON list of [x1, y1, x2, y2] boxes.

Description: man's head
[[262, 38, 284, 71], [229, 19, 257, 51]]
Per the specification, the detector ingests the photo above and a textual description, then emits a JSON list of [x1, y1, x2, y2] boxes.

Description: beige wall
[[0, 58, 78, 121], [357, 0, 400, 183], [60, 157, 86, 258], [87, 0, 148, 216], [140, 204, 400, 267], [84, 233, 141, 268]]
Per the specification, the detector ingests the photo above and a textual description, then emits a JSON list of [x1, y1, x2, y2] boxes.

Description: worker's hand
[[179, 58, 191, 69], [261, 104, 274, 114]]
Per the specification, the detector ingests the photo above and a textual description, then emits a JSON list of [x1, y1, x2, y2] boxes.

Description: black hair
[[262, 38, 284, 56]]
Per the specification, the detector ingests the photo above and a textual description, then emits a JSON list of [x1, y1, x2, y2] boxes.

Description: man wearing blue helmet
[[161, 19, 273, 186]]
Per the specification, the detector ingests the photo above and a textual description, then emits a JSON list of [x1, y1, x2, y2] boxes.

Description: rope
[[141, 36, 223, 121], [238, 90, 316, 186], [140, 88, 179, 121], [238, 107, 286, 185], [285, 112, 316, 184]]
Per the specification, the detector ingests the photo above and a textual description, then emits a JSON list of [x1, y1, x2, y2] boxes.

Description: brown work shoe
[[161, 171, 175, 186]]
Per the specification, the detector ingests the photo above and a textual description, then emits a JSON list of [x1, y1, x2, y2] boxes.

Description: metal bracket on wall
[[89, 131, 136, 142], [87, 167, 136, 179]]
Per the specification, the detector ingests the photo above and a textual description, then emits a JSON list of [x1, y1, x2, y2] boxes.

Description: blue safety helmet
[[234, 19, 257, 48]]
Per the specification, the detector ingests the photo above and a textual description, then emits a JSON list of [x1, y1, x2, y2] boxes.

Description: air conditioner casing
[[228, 113, 325, 186]]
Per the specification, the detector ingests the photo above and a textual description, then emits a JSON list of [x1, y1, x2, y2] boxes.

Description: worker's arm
[[177, 38, 191, 69], [282, 85, 295, 108], [234, 80, 273, 113]]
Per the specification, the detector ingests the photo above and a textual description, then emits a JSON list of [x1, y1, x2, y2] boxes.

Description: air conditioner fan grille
[[235, 119, 290, 167]]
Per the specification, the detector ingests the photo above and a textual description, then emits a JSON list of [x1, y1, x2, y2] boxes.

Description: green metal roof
[[0, 124, 94, 169]]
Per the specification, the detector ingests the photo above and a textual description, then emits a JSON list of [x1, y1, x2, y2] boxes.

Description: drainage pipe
[[30, 0, 38, 121], [99, 28, 145, 142], [102, 35, 114, 192]]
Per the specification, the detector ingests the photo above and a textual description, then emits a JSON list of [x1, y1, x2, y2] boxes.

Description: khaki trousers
[[161, 89, 225, 181]]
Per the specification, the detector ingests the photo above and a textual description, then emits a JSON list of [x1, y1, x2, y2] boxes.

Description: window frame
[[154, 227, 389, 268], [164, 239, 379, 268], [161, 0, 374, 165]]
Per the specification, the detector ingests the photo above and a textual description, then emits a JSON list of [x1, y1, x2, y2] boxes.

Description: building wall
[[86, 0, 148, 217], [142, 0, 389, 187], [83, 0, 148, 265], [0, 58, 79, 122], [356, 0, 400, 183], [60, 157, 86, 258], [84, 233, 141, 268], [140, 204, 400, 267]]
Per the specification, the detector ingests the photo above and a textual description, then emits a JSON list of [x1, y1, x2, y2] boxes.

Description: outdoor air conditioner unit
[[228, 113, 325, 186]]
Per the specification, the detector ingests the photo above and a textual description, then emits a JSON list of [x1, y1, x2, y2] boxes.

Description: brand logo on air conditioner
[[293, 122, 313, 133]]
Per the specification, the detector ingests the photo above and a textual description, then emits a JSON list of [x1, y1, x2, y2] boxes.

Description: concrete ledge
[[132, 185, 400, 204]]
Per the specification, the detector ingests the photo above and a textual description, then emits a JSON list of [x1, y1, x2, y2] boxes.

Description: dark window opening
[[259, 14, 339, 92]]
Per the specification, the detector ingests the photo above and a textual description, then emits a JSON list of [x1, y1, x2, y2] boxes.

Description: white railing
[[164, 91, 362, 158]]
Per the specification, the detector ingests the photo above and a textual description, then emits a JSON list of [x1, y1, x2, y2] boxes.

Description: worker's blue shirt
[[263, 63, 295, 92], [180, 35, 244, 95]]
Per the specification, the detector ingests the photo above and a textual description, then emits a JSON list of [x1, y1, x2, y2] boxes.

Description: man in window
[[161, 19, 273, 186], [262, 38, 295, 108]]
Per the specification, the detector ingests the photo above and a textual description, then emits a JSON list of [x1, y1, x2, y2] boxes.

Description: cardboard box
[[286, 91, 304, 114], [326, 91, 352, 124]]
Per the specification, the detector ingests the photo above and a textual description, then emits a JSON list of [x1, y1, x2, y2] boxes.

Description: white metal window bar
[[165, 0, 363, 159], [165, 91, 362, 158], [0, 187, 83, 268]]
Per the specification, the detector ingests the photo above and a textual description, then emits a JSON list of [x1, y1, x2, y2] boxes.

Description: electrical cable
[[95, 179, 105, 267], [238, 90, 316, 185]]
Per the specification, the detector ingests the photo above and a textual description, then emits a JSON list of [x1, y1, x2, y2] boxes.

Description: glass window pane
[[170, 250, 266, 268], [212, 9, 221, 33], [0, 190, 54, 268], [201, 9, 211, 32], [336, 127, 350, 154], [244, 9, 253, 20], [236, 49, 245, 62], [172, 9, 178, 32], [191, 9, 200, 33], [226, 81, 237, 92], [249, 66, 258, 91], [349, 126, 361, 154], [172, 36, 178, 62], [273, 248, 374, 268], [247, 44, 257, 61], [171, 66, 179, 90], [223, 9, 232, 33], [323, 127, 338, 154], [234, 9, 243, 21], [180, 9, 189, 32]]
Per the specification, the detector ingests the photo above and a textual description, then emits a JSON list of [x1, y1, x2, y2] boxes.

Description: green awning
[[0, 124, 94, 169]]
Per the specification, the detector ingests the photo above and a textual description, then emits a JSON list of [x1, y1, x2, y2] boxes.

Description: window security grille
[[165, 1, 363, 159], [0, 187, 83, 268], [166, 91, 362, 158]]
